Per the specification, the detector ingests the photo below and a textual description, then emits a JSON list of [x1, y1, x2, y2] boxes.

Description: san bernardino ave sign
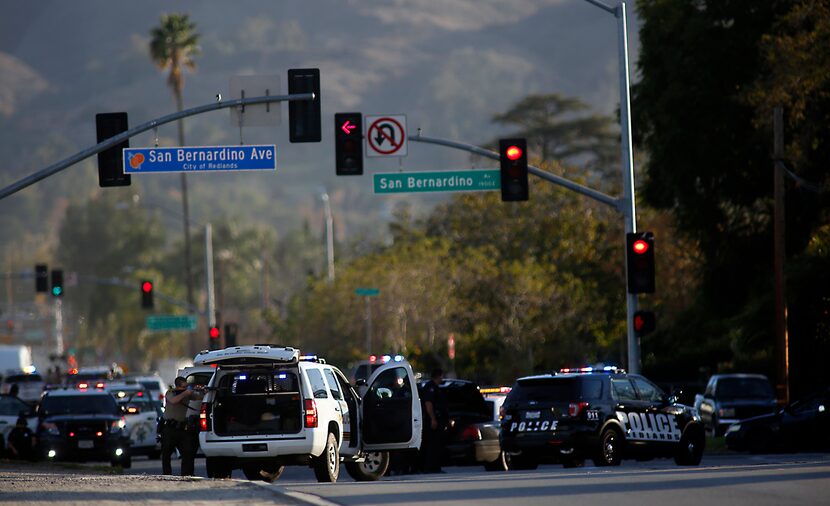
[[373, 169, 500, 194], [124, 144, 277, 174]]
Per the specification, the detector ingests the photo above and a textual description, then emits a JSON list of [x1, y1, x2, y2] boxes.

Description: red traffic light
[[632, 239, 649, 254], [209, 326, 220, 339], [505, 145, 523, 161], [142, 281, 153, 293]]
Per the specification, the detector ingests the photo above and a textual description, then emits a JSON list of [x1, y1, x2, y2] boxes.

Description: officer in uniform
[[161, 376, 203, 476], [420, 368, 448, 473]]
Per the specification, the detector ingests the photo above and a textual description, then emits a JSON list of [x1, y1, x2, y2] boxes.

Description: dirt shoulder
[[0, 461, 316, 506]]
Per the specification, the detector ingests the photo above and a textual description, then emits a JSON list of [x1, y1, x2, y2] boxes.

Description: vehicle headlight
[[726, 424, 741, 434], [41, 422, 60, 436], [110, 417, 127, 433], [719, 408, 736, 418]]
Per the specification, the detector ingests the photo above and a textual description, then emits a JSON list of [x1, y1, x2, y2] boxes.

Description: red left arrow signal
[[341, 120, 357, 135]]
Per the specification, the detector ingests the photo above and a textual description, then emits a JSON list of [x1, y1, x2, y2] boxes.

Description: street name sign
[[146, 315, 198, 332], [354, 287, 380, 296], [373, 170, 500, 194], [124, 145, 277, 174]]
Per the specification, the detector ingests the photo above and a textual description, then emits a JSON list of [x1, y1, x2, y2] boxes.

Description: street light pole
[[320, 190, 335, 283], [584, 0, 640, 373]]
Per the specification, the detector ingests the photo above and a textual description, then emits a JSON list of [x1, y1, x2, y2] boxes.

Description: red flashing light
[[209, 326, 220, 339], [142, 281, 153, 293], [632, 239, 649, 255], [69, 432, 75, 437], [369, 355, 377, 364], [96, 431, 103, 437], [137, 391, 143, 397], [506, 145, 523, 161]]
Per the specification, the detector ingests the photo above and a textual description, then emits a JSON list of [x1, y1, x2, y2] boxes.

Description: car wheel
[[508, 453, 538, 470], [747, 428, 771, 454], [593, 428, 623, 466], [484, 451, 510, 472], [243, 462, 285, 482], [313, 432, 340, 483], [675, 428, 705, 465], [345, 451, 390, 481], [206, 457, 233, 479]]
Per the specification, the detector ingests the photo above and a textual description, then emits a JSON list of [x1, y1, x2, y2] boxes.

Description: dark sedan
[[725, 387, 830, 453]]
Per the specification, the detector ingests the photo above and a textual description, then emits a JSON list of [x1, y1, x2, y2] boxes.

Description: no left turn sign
[[366, 115, 407, 157]]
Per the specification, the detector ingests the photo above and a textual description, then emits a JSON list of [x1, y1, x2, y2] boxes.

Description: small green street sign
[[373, 170, 500, 194], [146, 315, 198, 332], [354, 287, 380, 297]]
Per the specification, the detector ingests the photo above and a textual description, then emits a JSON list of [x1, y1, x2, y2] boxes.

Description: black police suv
[[499, 368, 704, 469], [37, 388, 132, 467]]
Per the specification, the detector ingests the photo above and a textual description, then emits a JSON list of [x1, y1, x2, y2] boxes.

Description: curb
[[249, 481, 342, 506]]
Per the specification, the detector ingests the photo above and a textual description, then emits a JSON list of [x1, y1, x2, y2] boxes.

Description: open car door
[[360, 359, 422, 451]]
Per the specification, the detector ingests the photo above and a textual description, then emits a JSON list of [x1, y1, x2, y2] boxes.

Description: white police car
[[196, 345, 422, 482]]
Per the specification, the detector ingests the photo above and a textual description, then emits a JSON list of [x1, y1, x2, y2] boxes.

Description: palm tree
[[149, 13, 200, 354]]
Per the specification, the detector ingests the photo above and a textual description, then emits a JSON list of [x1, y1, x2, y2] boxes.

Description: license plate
[[524, 411, 541, 420], [78, 440, 94, 449]]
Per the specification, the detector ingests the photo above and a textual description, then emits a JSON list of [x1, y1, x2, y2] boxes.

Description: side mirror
[[668, 388, 683, 404]]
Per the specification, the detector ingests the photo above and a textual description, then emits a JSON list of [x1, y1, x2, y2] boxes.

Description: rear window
[[139, 380, 163, 392], [510, 377, 604, 403], [717, 377, 775, 400], [219, 371, 299, 394], [40, 394, 118, 416]]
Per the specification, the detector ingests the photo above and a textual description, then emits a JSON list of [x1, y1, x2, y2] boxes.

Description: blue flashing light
[[277, 373, 287, 379], [238, 375, 247, 380], [393, 355, 403, 362]]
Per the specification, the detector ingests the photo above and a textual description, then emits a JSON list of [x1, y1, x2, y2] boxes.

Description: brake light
[[499, 406, 505, 421], [304, 399, 318, 428], [568, 402, 590, 418], [460, 425, 481, 441], [126, 406, 139, 414], [78, 383, 89, 389], [200, 402, 211, 432], [95, 382, 106, 389]]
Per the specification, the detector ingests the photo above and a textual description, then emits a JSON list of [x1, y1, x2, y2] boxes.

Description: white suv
[[196, 346, 422, 482]]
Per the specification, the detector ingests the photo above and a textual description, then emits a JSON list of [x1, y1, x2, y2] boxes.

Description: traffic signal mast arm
[[0, 92, 317, 201], [407, 134, 620, 212]]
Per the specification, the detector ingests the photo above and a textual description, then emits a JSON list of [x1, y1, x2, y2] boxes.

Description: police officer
[[6, 414, 35, 461], [161, 377, 203, 476], [421, 368, 448, 473]]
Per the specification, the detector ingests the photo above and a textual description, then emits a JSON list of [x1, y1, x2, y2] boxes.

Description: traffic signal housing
[[499, 138, 529, 201], [633, 310, 656, 337], [334, 112, 363, 175], [287, 68, 321, 143], [51, 269, 64, 297], [95, 112, 131, 187], [626, 231, 655, 294], [209, 326, 221, 350], [141, 280, 154, 309], [35, 264, 48, 293]]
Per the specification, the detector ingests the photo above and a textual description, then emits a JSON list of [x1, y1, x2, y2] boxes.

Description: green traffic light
[[52, 286, 62, 297]]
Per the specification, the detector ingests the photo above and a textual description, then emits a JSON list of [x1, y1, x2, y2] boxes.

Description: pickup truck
[[694, 374, 778, 436]]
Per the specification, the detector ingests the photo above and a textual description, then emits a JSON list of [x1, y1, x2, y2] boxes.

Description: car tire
[[312, 432, 340, 483], [593, 427, 623, 466], [243, 462, 285, 482], [345, 451, 390, 481], [674, 428, 705, 465], [508, 453, 538, 470], [206, 456, 233, 479], [484, 451, 510, 472]]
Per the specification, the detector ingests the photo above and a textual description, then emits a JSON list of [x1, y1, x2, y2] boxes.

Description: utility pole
[[773, 106, 789, 405], [205, 223, 217, 351], [321, 190, 335, 283]]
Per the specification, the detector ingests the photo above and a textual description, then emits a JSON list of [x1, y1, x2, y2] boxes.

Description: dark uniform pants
[[161, 422, 196, 476], [422, 426, 445, 473]]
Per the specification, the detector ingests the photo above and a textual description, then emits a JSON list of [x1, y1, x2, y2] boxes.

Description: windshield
[[39, 395, 118, 416], [717, 377, 775, 400]]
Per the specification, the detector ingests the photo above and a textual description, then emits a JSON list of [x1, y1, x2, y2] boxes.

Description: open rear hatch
[[212, 368, 303, 436]]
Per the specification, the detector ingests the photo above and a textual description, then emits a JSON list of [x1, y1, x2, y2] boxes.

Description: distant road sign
[[124, 145, 276, 174], [146, 315, 198, 332], [354, 287, 380, 296], [373, 170, 500, 194], [366, 115, 407, 157]]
